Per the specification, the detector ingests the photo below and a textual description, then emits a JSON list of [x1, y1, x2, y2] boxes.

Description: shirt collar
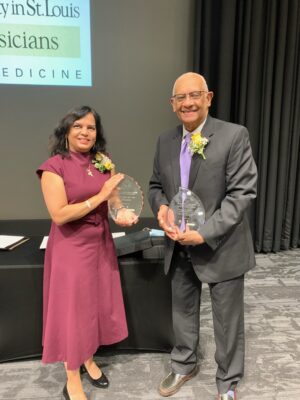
[[182, 118, 207, 139]]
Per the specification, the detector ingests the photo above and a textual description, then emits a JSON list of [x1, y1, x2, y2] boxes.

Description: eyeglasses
[[171, 91, 208, 103]]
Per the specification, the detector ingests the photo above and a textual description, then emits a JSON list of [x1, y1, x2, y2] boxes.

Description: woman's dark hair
[[49, 105, 106, 156]]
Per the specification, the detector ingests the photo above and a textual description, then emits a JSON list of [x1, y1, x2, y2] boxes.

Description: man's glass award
[[167, 187, 205, 232], [108, 174, 144, 224]]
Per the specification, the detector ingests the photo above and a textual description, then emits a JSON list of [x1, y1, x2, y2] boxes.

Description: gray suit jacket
[[148, 115, 257, 283]]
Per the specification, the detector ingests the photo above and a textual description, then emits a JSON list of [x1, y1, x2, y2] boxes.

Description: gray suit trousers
[[170, 251, 245, 393]]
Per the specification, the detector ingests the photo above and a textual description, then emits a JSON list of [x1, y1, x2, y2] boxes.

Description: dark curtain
[[194, 0, 300, 252]]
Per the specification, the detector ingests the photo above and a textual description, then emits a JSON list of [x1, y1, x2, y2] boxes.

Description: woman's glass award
[[108, 174, 144, 225], [167, 187, 205, 232]]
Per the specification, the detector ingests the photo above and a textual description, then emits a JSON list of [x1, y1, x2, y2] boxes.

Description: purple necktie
[[180, 133, 192, 189], [179, 133, 192, 231]]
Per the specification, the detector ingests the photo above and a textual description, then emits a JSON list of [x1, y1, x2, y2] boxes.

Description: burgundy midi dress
[[37, 151, 128, 370]]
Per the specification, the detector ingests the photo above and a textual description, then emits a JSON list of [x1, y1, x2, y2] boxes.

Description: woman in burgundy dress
[[37, 106, 134, 400]]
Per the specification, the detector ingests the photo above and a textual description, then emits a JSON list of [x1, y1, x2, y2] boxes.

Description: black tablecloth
[[0, 228, 173, 362]]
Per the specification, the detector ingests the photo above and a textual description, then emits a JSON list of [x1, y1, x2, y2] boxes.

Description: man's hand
[[157, 205, 177, 239], [176, 227, 205, 246], [157, 205, 169, 230], [157, 206, 205, 244]]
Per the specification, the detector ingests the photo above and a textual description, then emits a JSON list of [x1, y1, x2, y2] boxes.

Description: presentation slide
[[0, 0, 91, 86]]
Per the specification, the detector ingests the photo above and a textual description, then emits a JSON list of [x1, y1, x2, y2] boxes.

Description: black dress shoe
[[158, 367, 198, 397], [62, 384, 70, 400], [80, 364, 109, 388]]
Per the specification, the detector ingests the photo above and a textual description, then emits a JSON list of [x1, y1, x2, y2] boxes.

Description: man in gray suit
[[148, 72, 257, 399]]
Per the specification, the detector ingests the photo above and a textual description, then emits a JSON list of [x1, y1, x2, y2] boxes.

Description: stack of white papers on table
[[40, 236, 49, 249], [112, 232, 126, 238], [0, 235, 29, 250]]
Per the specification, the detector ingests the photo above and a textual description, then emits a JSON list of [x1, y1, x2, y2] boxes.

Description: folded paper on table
[[0, 235, 29, 250]]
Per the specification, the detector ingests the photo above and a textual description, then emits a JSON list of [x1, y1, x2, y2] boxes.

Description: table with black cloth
[[0, 219, 173, 363]]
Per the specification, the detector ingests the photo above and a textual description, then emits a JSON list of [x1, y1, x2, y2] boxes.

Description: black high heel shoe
[[62, 384, 71, 400], [80, 364, 109, 388]]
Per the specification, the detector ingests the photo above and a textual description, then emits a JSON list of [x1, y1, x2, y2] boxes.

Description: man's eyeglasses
[[171, 91, 208, 103]]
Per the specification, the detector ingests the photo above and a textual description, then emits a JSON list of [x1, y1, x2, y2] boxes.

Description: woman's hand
[[99, 173, 124, 202], [115, 208, 138, 226]]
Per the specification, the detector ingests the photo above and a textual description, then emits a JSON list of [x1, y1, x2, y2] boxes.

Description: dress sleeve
[[36, 155, 64, 180]]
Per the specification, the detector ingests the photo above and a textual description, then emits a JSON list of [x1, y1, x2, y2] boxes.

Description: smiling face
[[171, 73, 213, 132], [67, 112, 97, 153]]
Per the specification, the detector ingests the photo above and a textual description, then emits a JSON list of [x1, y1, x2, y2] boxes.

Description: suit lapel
[[170, 126, 182, 192], [189, 116, 215, 190]]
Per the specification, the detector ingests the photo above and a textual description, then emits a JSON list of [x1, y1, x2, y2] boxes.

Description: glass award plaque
[[108, 174, 144, 224], [167, 187, 205, 232]]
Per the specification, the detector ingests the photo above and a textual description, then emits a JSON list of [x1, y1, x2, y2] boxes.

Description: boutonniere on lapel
[[92, 152, 115, 173], [189, 132, 209, 159]]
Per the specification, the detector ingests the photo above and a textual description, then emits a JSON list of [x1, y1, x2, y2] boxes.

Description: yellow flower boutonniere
[[92, 152, 115, 173], [189, 132, 209, 159]]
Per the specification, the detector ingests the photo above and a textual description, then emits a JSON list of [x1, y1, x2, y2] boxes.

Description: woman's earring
[[65, 137, 69, 150]]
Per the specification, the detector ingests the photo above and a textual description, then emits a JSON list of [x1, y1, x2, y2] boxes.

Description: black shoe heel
[[62, 384, 71, 400], [80, 364, 109, 389]]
